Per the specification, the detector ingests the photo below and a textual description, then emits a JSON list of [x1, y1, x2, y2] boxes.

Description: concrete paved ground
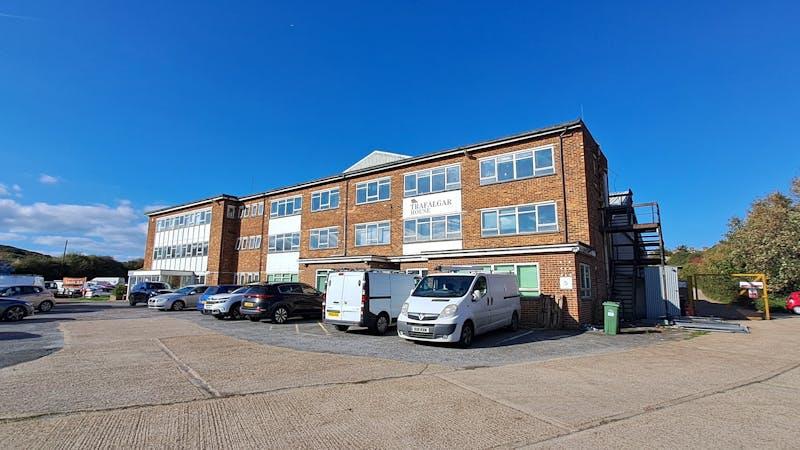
[[0, 304, 798, 448]]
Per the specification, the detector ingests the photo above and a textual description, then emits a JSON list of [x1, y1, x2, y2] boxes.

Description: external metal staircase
[[605, 193, 665, 321]]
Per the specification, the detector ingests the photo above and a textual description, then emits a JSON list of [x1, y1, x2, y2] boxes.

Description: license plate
[[327, 310, 340, 317], [204, 304, 213, 309], [411, 326, 431, 333], [243, 302, 255, 308]]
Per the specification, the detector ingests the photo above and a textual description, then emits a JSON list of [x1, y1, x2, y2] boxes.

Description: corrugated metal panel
[[644, 266, 680, 319]]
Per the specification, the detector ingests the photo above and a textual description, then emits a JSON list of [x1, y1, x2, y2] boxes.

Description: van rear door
[[339, 272, 366, 324]]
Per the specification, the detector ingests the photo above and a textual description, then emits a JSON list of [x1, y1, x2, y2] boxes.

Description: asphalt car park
[[1, 301, 686, 369]]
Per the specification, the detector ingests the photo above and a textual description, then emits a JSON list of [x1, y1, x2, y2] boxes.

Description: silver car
[[148, 285, 208, 311], [0, 285, 56, 312]]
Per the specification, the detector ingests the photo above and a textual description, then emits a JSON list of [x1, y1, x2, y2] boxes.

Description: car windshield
[[231, 286, 253, 294], [411, 275, 474, 298], [175, 286, 194, 294]]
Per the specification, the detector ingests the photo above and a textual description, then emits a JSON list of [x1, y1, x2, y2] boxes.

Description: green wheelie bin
[[603, 302, 620, 335]]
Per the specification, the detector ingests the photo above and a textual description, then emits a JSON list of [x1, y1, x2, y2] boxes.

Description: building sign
[[739, 281, 763, 289], [560, 276, 573, 290], [402, 190, 462, 218]]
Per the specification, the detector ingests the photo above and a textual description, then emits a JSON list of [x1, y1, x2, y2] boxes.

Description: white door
[[389, 275, 415, 320], [470, 276, 492, 334], [366, 272, 391, 318], [489, 277, 514, 330], [339, 273, 365, 324]]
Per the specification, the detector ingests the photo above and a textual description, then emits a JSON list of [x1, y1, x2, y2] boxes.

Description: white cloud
[[0, 184, 8, 196], [143, 204, 169, 213], [39, 174, 59, 184], [0, 199, 147, 260], [0, 183, 23, 198]]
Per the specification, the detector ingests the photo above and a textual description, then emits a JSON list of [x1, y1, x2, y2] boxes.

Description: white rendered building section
[[267, 214, 301, 274], [402, 190, 463, 255], [152, 208, 211, 274]]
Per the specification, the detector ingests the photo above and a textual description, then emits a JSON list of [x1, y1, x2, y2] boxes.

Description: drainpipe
[[559, 127, 570, 244], [342, 178, 349, 256]]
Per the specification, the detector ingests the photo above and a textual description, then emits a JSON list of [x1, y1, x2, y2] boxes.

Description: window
[[489, 263, 540, 298], [354, 221, 391, 246], [267, 273, 298, 283], [270, 196, 303, 218], [311, 188, 340, 212], [481, 202, 557, 236], [315, 270, 331, 292], [404, 165, 461, 197], [405, 268, 428, 282], [355, 178, 391, 204], [268, 232, 300, 252], [580, 263, 592, 299], [235, 272, 260, 284], [479, 147, 555, 185], [227, 205, 236, 218], [403, 214, 461, 242], [309, 227, 339, 249], [236, 235, 262, 251]]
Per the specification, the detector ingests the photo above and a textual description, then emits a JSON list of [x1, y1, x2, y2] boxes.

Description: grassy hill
[[0, 245, 52, 262]]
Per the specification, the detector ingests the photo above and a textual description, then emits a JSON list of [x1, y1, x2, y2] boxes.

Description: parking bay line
[[317, 321, 331, 335], [496, 330, 535, 345], [295, 323, 300, 334]]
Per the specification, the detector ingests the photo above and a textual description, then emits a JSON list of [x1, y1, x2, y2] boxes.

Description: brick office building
[[136, 119, 619, 327]]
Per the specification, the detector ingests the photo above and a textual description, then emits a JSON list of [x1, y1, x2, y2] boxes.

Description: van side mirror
[[472, 290, 481, 301]]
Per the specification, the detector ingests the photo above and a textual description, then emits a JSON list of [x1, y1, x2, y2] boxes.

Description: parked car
[[0, 298, 35, 322], [787, 291, 800, 314], [203, 286, 253, 320], [44, 281, 60, 295], [397, 272, 521, 347], [323, 271, 417, 335], [197, 285, 241, 314], [240, 282, 324, 324], [0, 285, 56, 312], [148, 285, 208, 311], [128, 281, 172, 306]]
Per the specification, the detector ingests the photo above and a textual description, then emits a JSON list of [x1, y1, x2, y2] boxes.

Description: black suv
[[240, 283, 324, 324], [128, 281, 171, 306]]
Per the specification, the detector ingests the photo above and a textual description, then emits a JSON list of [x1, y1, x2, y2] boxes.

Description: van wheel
[[371, 313, 390, 335], [248, 316, 261, 322], [335, 325, 349, 332], [458, 321, 474, 348], [38, 300, 54, 313], [508, 311, 520, 332], [171, 301, 185, 311], [272, 306, 289, 324]]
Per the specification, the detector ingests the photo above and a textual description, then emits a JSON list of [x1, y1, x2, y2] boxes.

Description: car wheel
[[3, 306, 26, 322], [38, 300, 54, 313], [272, 306, 289, 324], [334, 325, 349, 332], [458, 321, 474, 348], [508, 311, 520, 332], [371, 313, 390, 335], [794, 306, 800, 315], [214, 314, 225, 320], [229, 303, 244, 320], [171, 300, 185, 311], [129, 298, 137, 306], [247, 316, 261, 322]]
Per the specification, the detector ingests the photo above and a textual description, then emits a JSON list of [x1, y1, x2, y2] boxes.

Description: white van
[[0, 274, 45, 288], [397, 272, 521, 347], [323, 270, 417, 335]]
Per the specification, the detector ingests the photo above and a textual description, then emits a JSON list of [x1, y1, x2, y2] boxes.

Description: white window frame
[[315, 269, 332, 292], [479, 146, 555, 185], [580, 263, 592, 299], [268, 232, 300, 253], [490, 263, 540, 297], [355, 177, 391, 205], [354, 220, 391, 246], [403, 164, 461, 197], [268, 273, 297, 283], [309, 226, 339, 250], [311, 188, 340, 212], [480, 201, 558, 237], [403, 214, 462, 243], [270, 195, 303, 218]]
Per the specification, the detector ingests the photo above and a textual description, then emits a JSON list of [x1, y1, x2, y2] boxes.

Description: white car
[[148, 284, 207, 311], [203, 287, 248, 320], [397, 272, 521, 347]]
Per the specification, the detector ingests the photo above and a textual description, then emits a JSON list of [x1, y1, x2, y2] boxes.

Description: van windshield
[[412, 275, 474, 298]]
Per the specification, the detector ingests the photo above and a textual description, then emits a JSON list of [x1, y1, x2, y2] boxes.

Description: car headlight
[[400, 302, 409, 316], [440, 304, 457, 318]]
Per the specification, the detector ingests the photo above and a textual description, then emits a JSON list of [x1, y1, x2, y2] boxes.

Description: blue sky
[[1, 0, 798, 260]]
